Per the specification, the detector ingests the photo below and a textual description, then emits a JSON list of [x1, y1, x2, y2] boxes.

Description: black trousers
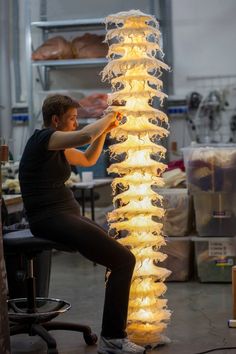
[[30, 210, 136, 339]]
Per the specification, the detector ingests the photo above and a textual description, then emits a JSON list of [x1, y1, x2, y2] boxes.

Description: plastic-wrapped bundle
[[183, 145, 236, 193], [32, 36, 73, 60]]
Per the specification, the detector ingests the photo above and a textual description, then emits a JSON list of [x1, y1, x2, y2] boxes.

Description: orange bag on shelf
[[71, 33, 108, 59], [32, 36, 73, 60]]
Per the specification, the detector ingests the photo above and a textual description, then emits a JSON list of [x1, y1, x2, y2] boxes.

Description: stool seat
[[3, 229, 76, 254], [8, 297, 71, 324], [3, 229, 97, 353]]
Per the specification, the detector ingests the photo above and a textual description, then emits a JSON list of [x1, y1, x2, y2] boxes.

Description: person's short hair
[[42, 94, 80, 127]]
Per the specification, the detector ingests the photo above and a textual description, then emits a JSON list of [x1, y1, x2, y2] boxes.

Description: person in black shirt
[[19, 95, 145, 354]]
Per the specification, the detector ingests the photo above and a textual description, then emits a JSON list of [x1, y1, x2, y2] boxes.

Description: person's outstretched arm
[[48, 112, 116, 150], [64, 117, 119, 166], [64, 133, 107, 167]]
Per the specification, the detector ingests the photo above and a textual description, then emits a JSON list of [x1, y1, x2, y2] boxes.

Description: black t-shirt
[[19, 128, 80, 224]]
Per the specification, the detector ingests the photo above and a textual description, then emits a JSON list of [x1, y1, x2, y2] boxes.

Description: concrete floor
[[10, 251, 236, 354]]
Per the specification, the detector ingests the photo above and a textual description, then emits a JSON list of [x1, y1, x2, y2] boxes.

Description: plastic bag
[[32, 36, 73, 60], [71, 33, 108, 59]]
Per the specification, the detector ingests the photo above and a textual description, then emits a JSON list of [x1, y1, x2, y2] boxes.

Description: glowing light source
[[102, 9, 171, 347]]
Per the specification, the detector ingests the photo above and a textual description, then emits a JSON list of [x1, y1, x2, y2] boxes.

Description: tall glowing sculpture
[[101, 10, 171, 347]]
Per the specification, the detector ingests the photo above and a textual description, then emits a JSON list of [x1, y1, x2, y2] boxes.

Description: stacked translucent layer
[[102, 10, 171, 346]]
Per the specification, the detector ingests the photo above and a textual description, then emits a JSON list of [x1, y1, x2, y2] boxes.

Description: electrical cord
[[194, 346, 236, 354]]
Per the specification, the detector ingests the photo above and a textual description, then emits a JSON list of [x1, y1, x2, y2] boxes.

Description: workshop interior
[[1, 1, 236, 354]]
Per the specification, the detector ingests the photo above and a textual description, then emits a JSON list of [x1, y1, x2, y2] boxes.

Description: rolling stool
[[3, 229, 97, 354]]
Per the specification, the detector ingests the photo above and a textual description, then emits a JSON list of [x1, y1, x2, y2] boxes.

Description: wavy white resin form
[[102, 9, 171, 347]]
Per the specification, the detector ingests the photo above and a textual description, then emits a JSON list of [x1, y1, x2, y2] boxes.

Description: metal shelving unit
[[31, 18, 105, 31], [25, 2, 107, 133], [32, 58, 108, 68]]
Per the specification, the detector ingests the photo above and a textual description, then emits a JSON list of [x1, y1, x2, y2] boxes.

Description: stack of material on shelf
[[78, 93, 108, 118], [71, 33, 108, 58], [32, 36, 73, 60], [32, 33, 108, 60]]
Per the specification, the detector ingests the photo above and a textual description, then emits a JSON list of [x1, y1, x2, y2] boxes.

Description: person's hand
[[104, 119, 119, 133], [103, 112, 122, 133]]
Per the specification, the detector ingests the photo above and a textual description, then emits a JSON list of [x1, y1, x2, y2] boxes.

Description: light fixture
[[102, 9, 171, 347]]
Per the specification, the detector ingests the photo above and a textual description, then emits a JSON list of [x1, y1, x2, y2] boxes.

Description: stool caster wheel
[[83, 332, 98, 345], [47, 349, 58, 354]]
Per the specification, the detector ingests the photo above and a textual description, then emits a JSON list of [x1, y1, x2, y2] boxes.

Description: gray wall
[[172, 0, 236, 95], [44, 0, 153, 20]]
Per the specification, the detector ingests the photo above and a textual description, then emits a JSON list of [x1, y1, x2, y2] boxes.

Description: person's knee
[[126, 249, 136, 270], [112, 245, 136, 271]]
